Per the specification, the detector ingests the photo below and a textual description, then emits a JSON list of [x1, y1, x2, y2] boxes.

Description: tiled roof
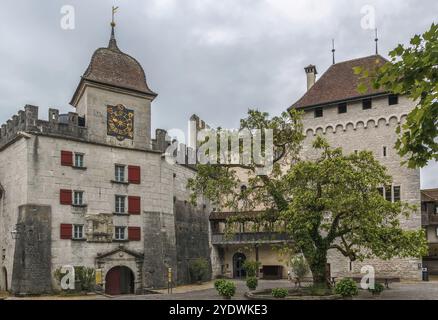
[[422, 189, 438, 202], [71, 27, 156, 104], [290, 55, 389, 109]]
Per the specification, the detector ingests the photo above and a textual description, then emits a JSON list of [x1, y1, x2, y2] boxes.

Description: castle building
[[0, 24, 211, 295], [207, 55, 423, 281]]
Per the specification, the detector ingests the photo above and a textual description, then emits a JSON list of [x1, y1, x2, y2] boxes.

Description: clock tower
[[70, 21, 157, 150]]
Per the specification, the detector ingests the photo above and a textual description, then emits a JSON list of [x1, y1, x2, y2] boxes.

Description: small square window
[[338, 103, 347, 114], [115, 195, 126, 214], [73, 225, 84, 240], [74, 153, 84, 168], [362, 98, 372, 110], [73, 191, 84, 206], [115, 165, 125, 182], [115, 226, 126, 240], [314, 107, 323, 118], [388, 94, 399, 105]]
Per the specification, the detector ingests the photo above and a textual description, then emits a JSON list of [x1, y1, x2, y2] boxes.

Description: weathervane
[[332, 39, 336, 65], [374, 28, 379, 55], [111, 6, 119, 27]]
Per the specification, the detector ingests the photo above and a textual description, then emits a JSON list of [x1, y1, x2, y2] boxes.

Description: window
[[338, 103, 347, 114], [385, 186, 392, 202], [115, 165, 125, 182], [362, 98, 372, 110], [393, 186, 401, 202], [435, 205, 438, 215], [115, 227, 126, 241], [115, 195, 126, 214], [74, 153, 84, 168], [388, 94, 399, 105], [383, 146, 387, 157], [73, 191, 84, 206], [377, 187, 384, 196], [314, 107, 323, 118], [73, 225, 84, 240]]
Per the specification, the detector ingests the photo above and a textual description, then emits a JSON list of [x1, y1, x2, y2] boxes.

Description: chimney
[[304, 65, 318, 91]]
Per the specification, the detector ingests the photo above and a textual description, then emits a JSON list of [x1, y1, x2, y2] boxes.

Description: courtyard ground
[[4, 280, 438, 300]]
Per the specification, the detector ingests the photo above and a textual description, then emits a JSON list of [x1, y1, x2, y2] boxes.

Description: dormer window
[[314, 107, 323, 118], [362, 98, 372, 110]]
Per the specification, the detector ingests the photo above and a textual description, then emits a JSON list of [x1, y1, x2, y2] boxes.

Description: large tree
[[356, 23, 438, 168], [188, 110, 427, 287]]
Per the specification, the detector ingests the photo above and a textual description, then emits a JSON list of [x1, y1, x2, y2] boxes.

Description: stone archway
[[233, 253, 246, 278], [1, 267, 7, 291], [105, 266, 135, 295]]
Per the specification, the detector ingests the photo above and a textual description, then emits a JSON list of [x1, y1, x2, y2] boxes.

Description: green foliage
[[189, 258, 209, 283], [246, 276, 258, 291], [290, 255, 309, 284], [214, 279, 227, 291], [334, 278, 358, 297], [53, 266, 95, 292], [216, 280, 236, 298], [368, 283, 385, 295], [357, 23, 438, 168], [271, 288, 288, 298], [243, 260, 261, 277]]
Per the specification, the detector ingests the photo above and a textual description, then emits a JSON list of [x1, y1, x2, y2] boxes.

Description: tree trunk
[[307, 250, 330, 288]]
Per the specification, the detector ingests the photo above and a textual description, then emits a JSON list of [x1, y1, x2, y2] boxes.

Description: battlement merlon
[[0, 105, 88, 149]]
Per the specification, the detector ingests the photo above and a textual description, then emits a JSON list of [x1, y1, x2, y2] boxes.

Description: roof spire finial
[[332, 39, 336, 65], [374, 28, 379, 55], [109, 6, 119, 50]]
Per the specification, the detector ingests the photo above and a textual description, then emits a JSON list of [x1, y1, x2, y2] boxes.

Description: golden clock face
[[107, 104, 134, 141]]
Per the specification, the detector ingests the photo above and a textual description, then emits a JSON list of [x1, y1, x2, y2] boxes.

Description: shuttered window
[[128, 227, 141, 241], [60, 189, 72, 205], [60, 224, 72, 239], [128, 166, 141, 184], [61, 151, 73, 166], [128, 196, 141, 215]]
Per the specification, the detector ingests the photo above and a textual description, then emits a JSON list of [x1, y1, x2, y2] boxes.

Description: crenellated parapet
[[0, 105, 87, 149]]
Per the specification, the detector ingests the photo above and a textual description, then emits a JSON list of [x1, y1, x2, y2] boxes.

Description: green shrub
[[189, 258, 209, 283], [243, 261, 261, 277], [334, 278, 359, 297], [246, 277, 258, 291], [368, 283, 385, 295], [214, 279, 227, 291], [216, 280, 236, 299], [272, 288, 288, 298]]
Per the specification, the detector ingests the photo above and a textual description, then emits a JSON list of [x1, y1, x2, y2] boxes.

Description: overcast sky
[[0, 0, 436, 188]]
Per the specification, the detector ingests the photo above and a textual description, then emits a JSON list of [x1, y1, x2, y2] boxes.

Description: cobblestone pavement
[[4, 280, 438, 300]]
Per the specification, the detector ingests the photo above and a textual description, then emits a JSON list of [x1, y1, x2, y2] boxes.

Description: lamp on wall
[[11, 224, 23, 239]]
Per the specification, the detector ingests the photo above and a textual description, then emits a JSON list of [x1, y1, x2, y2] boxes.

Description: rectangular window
[[388, 94, 399, 105], [73, 225, 84, 240], [115, 226, 126, 241], [393, 186, 401, 202], [362, 98, 372, 110], [115, 165, 125, 182], [314, 107, 323, 118], [73, 191, 84, 206], [385, 185, 392, 202], [115, 195, 126, 214], [74, 153, 84, 168], [383, 146, 387, 157], [338, 103, 347, 114], [377, 187, 384, 197]]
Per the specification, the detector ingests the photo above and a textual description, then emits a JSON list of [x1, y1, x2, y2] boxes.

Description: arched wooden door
[[233, 253, 247, 278], [105, 266, 135, 295]]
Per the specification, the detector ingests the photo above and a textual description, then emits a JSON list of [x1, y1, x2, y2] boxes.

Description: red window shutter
[[128, 196, 141, 215], [128, 166, 141, 184], [61, 151, 73, 166], [60, 224, 72, 240], [60, 189, 72, 205], [128, 227, 141, 241]]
